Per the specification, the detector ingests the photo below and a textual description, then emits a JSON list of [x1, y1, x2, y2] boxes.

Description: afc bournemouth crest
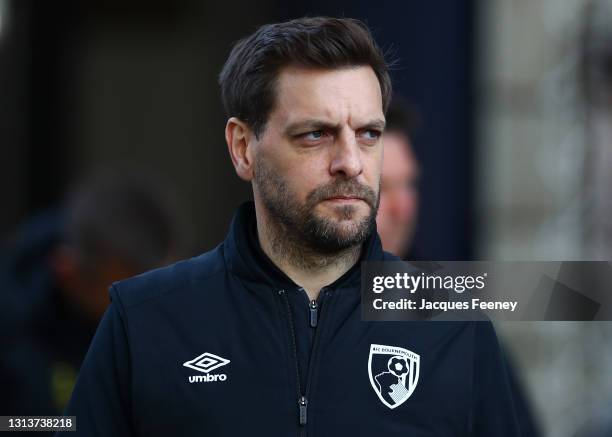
[[368, 344, 420, 409]]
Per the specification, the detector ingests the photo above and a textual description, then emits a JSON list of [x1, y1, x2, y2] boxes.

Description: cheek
[[289, 151, 332, 184], [395, 193, 418, 222], [364, 148, 383, 183], [403, 190, 418, 213], [283, 163, 324, 200]]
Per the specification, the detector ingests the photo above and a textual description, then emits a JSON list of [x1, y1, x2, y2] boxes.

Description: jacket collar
[[223, 201, 384, 290]]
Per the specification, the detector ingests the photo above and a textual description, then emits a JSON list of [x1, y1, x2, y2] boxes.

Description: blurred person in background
[[376, 97, 420, 258], [0, 170, 190, 424], [376, 99, 542, 436]]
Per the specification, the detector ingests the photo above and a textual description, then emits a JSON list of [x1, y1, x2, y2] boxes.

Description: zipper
[[302, 288, 330, 431], [278, 289, 303, 429], [298, 396, 308, 425], [278, 287, 332, 435], [309, 300, 318, 327]]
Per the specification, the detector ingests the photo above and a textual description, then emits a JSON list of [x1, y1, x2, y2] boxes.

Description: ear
[[225, 117, 255, 181]]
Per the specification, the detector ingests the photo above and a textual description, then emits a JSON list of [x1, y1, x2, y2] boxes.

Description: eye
[[302, 131, 324, 140], [296, 130, 331, 146], [359, 129, 382, 142]]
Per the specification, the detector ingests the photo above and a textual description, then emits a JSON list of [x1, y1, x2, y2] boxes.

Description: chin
[[322, 201, 369, 219], [331, 210, 372, 235]]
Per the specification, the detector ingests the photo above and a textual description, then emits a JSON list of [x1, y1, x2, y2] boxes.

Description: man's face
[[376, 131, 419, 257], [251, 66, 385, 254]]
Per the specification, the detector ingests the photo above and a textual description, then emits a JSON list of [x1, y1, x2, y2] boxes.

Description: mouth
[[323, 196, 366, 204]]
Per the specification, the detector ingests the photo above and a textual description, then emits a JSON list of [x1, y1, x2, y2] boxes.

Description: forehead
[[270, 65, 384, 126]]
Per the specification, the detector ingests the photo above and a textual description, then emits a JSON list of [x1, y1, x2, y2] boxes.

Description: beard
[[253, 156, 379, 258]]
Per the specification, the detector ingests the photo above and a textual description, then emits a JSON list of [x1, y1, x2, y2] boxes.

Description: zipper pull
[[298, 396, 308, 425], [309, 300, 318, 328]]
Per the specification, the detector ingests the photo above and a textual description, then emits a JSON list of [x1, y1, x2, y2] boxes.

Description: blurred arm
[[56, 286, 134, 437]]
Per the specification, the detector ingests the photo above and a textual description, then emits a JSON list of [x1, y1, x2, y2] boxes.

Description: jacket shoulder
[[381, 250, 402, 261], [110, 243, 226, 309]]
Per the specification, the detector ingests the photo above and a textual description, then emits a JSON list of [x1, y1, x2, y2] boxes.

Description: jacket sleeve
[[470, 321, 522, 436], [56, 286, 134, 437]]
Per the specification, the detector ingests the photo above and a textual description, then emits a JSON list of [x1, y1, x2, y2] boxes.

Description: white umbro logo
[[183, 352, 230, 383], [183, 352, 230, 373]]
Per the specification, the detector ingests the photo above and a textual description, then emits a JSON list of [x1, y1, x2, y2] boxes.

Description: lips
[[326, 196, 363, 201]]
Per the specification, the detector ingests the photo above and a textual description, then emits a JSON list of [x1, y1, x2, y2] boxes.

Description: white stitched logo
[[368, 344, 420, 409], [183, 352, 230, 383]]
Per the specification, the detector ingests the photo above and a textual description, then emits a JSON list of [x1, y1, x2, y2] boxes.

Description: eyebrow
[[284, 118, 386, 136], [361, 119, 386, 131]]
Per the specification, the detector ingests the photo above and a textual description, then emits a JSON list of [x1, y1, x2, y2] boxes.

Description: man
[[0, 171, 187, 433], [376, 99, 420, 258], [59, 17, 520, 436]]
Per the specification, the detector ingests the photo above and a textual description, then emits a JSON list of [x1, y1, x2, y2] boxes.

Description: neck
[[255, 206, 361, 301]]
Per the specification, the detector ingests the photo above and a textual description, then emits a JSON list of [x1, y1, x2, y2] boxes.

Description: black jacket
[[58, 202, 521, 436]]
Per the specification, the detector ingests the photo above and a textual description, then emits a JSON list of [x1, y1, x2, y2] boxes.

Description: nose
[[329, 130, 363, 178]]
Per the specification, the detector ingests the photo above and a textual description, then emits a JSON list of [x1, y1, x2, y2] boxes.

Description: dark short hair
[[219, 17, 392, 138]]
